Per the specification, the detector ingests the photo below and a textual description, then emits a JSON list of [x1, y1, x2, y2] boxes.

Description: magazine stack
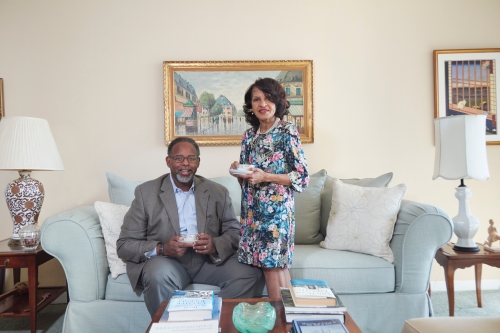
[[280, 278, 347, 324]]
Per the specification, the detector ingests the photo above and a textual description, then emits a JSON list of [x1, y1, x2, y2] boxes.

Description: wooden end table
[[147, 298, 362, 333], [0, 238, 68, 333], [434, 242, 500, 316]]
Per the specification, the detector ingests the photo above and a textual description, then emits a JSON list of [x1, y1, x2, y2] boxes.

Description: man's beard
[[176, 172, 194, 183]]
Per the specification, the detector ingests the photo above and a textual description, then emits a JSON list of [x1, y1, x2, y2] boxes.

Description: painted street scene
[[172, 70, 305, 137], [445, 59, 497, 134]]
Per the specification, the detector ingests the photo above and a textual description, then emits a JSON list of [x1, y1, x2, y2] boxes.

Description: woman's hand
[[240, 169, 292, 187], [230, 161, 239, 170], [229, 161, 240, 178], [240, 168, 266, 185]]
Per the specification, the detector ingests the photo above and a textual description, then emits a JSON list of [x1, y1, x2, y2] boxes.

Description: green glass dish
[[232, 301, 276, 333]]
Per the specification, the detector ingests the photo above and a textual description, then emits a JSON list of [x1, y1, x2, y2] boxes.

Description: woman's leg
[[262, 267, 293, 298]]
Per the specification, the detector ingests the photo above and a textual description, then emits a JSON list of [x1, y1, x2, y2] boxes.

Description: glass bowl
[[18, 224, 41, 251], [232, 301, 276, 333]]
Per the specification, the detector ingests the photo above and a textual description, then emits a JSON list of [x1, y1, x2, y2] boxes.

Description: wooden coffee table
[[147, 298, 362, 333], [434, 242, 500, 316]]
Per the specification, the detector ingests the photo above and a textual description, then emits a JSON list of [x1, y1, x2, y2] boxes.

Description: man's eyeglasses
[[169, 155, 198, 163]]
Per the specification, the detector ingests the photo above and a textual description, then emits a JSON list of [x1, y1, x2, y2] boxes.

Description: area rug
[[431, 289, 500, 317]]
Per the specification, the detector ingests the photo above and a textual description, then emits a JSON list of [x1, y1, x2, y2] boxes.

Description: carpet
[[431, 289, 500, 317], [0, 304, 65, 333], [0, 291, 498, 332]]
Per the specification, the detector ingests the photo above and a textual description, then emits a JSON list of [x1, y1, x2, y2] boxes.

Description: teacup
[[180, 234, 198, 243], [238, 164, 254, 170]]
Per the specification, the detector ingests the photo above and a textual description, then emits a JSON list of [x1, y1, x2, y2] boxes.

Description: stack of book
[[149, 290, 222, 333], [280, 279, 347, 324]]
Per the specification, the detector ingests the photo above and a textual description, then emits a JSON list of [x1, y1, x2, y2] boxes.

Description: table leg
[[475, 263, 482, 308], [13, 268, 20, 284], [444, 263, 456, 316], [28, 256, 37, 333]]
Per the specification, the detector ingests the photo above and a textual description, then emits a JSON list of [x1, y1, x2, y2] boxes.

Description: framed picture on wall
[[0, 78, 4, 120], [433, 49, 500, 145], [163, 60, 314, 146]]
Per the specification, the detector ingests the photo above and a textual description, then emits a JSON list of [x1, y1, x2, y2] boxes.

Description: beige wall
[[1, 0, 499, 289]]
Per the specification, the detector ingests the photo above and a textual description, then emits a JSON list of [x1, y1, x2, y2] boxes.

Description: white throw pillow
[[95, 201, 129, 278], [320, 178, 407, 263]]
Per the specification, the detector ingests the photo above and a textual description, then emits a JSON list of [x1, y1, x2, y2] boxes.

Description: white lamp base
[[452, 186, 480, 252]]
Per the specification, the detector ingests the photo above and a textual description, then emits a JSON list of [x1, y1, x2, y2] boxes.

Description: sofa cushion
[[291, 244, 395, 293], [95, 201, 129, 278], [320, 179, 406, 263], [210, 176, 242, 217], [105, 273, 145, 302], [320, 172, 393, 238], [107, 172, 145, 206], [105, 274, 222, 302], [294, 169, 328, 244]]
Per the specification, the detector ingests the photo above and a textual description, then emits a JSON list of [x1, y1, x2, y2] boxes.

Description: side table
[[434, 242, 500, 316], [0, 238, 67, 333]]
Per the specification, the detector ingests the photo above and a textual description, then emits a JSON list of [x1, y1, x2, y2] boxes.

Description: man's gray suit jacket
[[116, 173, 240, 291]]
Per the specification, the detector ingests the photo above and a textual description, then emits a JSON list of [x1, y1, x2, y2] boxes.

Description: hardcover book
[[150, 320, 219, 333], [285, 312, 345, 324], [280, 288, 346, 313], [161, 295, 222, 322], [290, 288, 338, 307], [292, 318, 349, 333], [164, 290, 215, 321], [291, 279, 336, 298]]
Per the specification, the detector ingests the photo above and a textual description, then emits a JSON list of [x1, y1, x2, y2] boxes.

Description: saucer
[[229, 169, 253, 175]]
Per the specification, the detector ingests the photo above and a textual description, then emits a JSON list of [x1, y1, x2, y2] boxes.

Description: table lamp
[[0, 116, 64, 245], [433, 115, 489, 252]]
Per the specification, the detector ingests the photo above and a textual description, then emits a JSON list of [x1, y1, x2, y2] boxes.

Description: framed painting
[[0, 78, 4, 120], [163, 60, 313, 146], [433, 49, 500, 145]]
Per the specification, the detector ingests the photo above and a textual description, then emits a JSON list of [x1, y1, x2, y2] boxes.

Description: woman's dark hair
[[243, 78, 290, 130]]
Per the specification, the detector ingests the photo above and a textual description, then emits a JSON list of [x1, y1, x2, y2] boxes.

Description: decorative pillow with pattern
[[95, 201, 129, 278], [320, 178, 407, 263]]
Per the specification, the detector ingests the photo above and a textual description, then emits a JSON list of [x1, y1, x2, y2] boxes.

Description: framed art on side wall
[[163, 60, 314, 146], [434, 49, 500, 144], [0, 78, 4, 120]]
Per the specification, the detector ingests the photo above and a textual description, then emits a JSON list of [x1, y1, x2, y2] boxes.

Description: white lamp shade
[[433, 115, 489, 181], [0, 116, 64, 171]]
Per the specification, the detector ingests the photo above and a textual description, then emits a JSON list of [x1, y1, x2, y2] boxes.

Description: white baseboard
[[430, 279, 500, 292]]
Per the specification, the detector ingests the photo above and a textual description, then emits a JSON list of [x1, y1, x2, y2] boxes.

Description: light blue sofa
[[40, 170, 453, 333]]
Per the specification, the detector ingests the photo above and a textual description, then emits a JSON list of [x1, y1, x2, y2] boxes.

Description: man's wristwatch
[[157, 243, 164, 256]]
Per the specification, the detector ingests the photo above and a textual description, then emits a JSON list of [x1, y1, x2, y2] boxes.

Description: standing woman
[[230, 78, 309, 298]]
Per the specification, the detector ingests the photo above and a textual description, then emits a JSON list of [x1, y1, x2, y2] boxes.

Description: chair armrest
[[390, 200, 453, 293], [41, 205, 108, 301]]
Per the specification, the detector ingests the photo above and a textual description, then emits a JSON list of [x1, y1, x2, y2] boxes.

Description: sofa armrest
[[391, 200, 453, 293], [41, 205, 108, 302]]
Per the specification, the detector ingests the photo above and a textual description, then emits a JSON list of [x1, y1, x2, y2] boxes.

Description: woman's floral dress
[[238, 120, 309, 268]]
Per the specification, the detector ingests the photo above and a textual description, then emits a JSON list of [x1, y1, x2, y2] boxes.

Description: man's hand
[[194, 233, 216, 254], [163, 236, 192, 258]]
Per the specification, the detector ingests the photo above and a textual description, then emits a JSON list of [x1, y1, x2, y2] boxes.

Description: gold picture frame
[[0, 78, 4, 120], [433, 49, 500, 144], [163, 60, 314, 146]]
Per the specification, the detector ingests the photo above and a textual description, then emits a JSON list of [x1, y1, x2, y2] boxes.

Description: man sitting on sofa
[[117, 137, 263, 317]]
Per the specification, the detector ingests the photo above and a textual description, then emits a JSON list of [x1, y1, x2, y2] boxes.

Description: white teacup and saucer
[[229, 164, 254, 175], [179, 234, 198, 243]]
